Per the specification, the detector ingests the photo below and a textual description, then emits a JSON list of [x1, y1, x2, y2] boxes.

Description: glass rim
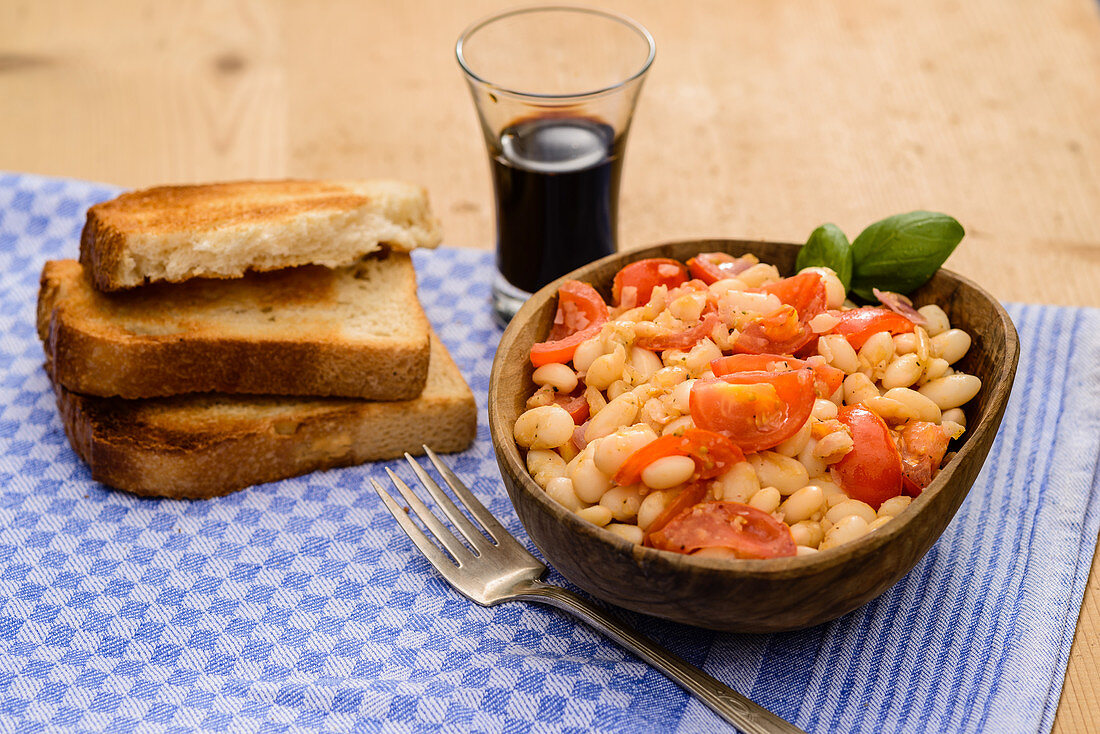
[[455, 5, 656, 101]]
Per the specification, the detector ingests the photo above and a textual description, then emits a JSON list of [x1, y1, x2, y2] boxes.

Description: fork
[[371, 447, 806, 734]]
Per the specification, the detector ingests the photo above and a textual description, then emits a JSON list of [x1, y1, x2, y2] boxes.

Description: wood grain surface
[[2, 0, 1098, 727]]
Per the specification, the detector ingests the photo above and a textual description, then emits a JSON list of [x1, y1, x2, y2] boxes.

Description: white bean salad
[[514, 252, 980, 559]]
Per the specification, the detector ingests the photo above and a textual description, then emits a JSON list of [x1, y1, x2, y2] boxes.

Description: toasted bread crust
[[38, 256, 430, 399], [81, 179, 443, 290], [51, 335, 477, 499]]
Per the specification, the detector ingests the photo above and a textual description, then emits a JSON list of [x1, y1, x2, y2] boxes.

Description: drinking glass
[[456, 6, 655, 325]]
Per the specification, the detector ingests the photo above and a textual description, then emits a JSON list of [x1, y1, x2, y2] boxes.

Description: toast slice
[[50, 334, 477, 499], [80, 179, 442, 291], [38, 253, 431, 400]]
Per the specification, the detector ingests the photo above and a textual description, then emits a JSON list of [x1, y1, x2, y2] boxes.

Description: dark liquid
[[490, 117, 624, 294]]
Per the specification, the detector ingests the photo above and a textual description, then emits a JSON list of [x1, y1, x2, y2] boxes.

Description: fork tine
[[370, 480, 465, 584], [404, 453, 498, 551], [383, 469, 475, 563], [422, 446, 519, 549]]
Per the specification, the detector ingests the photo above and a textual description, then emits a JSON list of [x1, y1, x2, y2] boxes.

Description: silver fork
[[371, 447, 806, 734]]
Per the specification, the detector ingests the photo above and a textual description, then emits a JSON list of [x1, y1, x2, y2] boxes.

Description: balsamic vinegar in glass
[[490, 116, 625, 296]]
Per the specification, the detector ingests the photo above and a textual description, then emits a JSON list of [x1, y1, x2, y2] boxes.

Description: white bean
[[941, 408, 967, 428], [825, 499, 878, 526], [893, 332, 919, 355], [812, 398, 839, 421], [600, 485, 645, 522], [796, 545, 820, 556], [917, 305, 950, 336], [585, 392, 641, 442], [669, 292, 706, 323], [819, 515, 870, 550], [858, 331, 895, 376], [671, 379, 696, 413], [545, 476, 582, 511], [813, 430, 854, 462], [605, 523, 644, 544], [780, 485, 825, 524], [576, 505, 612, 527], [641, 455, 696, 490], [774, 419, 813, 458], [738, 263, 781, 288], [798, 438, 829, 477], [532, 363, 578, 393], [593, 424, 658, 476], [527, 449, 567, 488], [790, 520, 824, 548], [863, 396, 918, 425], [866, 516, 894, 533], [651, 366, 689, 389], [572, 337, 605, 373], [920, 357, 951, 384], [843, 372, 880, 406], [586, 344, 626, 390], [883, 387, 942, 423], [747, 452, 810, 495], [569, 445, 612, 504], [514, 405, 575, 449], [748, 486, 782, 514], [878, 495, 912, 519], [628, 346, 664, 383], [919, 374, 982, 410], [931, 329, 971, 365], [706, 462, 755, 503], [818, 334, 860, 374], [637, 490, 673, 531], [661, 415, 696, 436], [686, 339, 723, 377], [881, 353, 924, 389]]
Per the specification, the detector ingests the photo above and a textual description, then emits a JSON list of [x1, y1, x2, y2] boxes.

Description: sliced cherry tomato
[[709, 353, 843, 399], [833, 405, 904, 509], [553, 388, 590, 425], [612, 428, 746, 487], [647, 501, 797, 558], [897, 421, 950, 496], [689, 369, 815, 453], [829, 307, 916, 350], [685, 252, 756, 285], [733, 272, 827, 354], [530, 280, 609, 367], [611, 258, 689, 307], [642, 481, 708, 539], [635, 312, 721, 352]]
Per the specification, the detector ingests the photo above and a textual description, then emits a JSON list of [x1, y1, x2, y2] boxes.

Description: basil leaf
[[796, 223, 853, 289], [850, 211, 964, 301]]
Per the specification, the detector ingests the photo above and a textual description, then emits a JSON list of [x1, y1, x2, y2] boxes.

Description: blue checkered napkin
[[0, 173, 1097, 734]]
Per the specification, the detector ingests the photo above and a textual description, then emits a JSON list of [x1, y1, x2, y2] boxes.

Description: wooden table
[[3, 0, 1098, 729]]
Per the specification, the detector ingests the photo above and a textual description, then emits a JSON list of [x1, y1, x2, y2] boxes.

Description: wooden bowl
[[488, 239, 1018, 632]]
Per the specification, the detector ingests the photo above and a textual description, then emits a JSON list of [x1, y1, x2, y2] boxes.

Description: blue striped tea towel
[[0, 172, 1097, 733]]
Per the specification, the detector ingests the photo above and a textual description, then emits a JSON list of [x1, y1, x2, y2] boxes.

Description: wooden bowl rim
[[489, 238, 1020, 579]]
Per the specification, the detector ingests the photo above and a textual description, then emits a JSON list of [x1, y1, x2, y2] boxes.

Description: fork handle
[[515, 581, 806, 734]]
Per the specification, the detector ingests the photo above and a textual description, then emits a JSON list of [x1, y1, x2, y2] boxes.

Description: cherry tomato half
[[612, 428, 746, 487], [710, 353, 843, 399], [642, 481, 708, 539], [647, 501, 797, 558], [635, 312, 721, 352], [833, 405, 904, 509], [897, 420, 950, 496], [829, 307, 916, 350], [689, 369, 816, 453], [611, 258, 689, 307], [686, 252, 755, 285], [530, 280, 609, 367], [733, 272, 827, 354]]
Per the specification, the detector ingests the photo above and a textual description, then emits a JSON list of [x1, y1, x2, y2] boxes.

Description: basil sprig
[[795, 223, 853, 289], [796, 211, 964, 301]]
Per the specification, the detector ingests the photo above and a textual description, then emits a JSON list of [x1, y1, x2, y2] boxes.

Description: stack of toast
[[36, 180, 477, 499]]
